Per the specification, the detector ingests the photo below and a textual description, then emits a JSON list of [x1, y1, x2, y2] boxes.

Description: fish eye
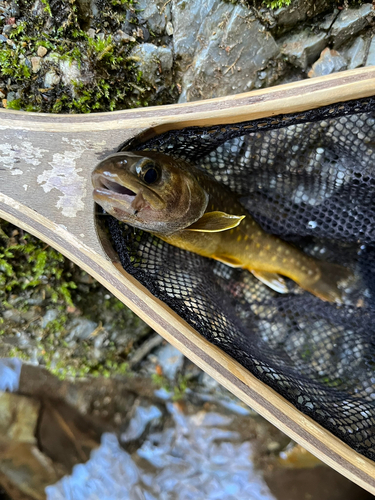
[[141, 162, 160, 185]]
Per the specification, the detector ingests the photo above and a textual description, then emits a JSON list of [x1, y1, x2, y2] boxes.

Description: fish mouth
[[92, 173, 138, 205]]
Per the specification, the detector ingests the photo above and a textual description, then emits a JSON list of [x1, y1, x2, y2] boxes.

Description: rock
[[30, 0, 46, 17], [136, 0, 171, 35], [308, 48, 347, 78], [0, 358, 22, 392], [59, 59, 81, 85], [41, 309, 59, 328], [114, 29, 135, 44], [30, 56, 41, 73], [344, 36, 368, 70], [319, 9, 339, 32], [366, 35, 375, 66], [129, 43, 173, 87], [273, 0, 330, 33], [44, 68, 60, 88], [120, 403, 162, 443], [37, 45, 47, 57], [87, 27, 95, 38], [173, 0, 279, 102], [331, 3, 373, 49], [156, 343, 184, 381], [2, 23, 12, 34], [279, 30, 326, 71], [166, 21, 173, 36], [9, 1, 20, 17], [66, 318, 98, 341]]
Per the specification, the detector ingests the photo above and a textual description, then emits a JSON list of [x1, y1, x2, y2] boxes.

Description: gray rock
[[331, 3, 373, 49], [156, 343, 184, 381], [319, 9, 339, 32], [120, 404, 162, 443], [59, 59, 81, 85], [2, 24, 12, 35], [345, 36, 368, 70], [137, 0, 171, 35], [41, 309, 59, 328], [173, 0, 279, 102], [66, 318, 98, 340], [273, 0, 330, 32], [9, 1, 20, 17], [366, 35, 375, 66], [43, 68, 60, 88], [308, 48, 347, 78], [130, 43, 173, 87], [279, 30, 326, 71]]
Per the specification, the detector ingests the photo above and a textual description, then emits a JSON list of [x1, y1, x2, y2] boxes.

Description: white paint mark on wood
[[0, 142, 48, 175], [36, 137, 105, 218]]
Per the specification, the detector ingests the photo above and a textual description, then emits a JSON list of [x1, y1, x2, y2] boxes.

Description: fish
[[92, 151, 352, 303]]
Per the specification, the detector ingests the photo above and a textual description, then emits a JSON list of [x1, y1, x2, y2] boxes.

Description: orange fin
[[186, 212, 245, 232], [251, 271, 288, 294], [299, 261, 353, 303]]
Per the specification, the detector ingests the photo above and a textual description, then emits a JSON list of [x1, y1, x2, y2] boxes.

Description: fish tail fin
[[301, 261, 353, 303]]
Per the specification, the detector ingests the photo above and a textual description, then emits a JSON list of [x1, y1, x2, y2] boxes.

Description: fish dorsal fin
[[186, 212, 245, 232]]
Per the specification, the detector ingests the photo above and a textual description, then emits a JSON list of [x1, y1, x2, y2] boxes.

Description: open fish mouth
[[93, 174, 137, 204]]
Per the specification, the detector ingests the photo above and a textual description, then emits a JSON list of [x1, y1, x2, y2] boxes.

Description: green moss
[[0, 0, 177, 113]]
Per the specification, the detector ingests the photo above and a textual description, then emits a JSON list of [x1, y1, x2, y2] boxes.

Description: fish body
[[92, 151, 351, 302]]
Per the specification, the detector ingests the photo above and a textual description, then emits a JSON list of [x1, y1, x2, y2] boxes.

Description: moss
[[0, 0, 177, 113], [0, 220, 149, 380], [0, 222, 76, 307]]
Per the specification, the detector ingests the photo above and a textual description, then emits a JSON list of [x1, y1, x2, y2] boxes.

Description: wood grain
[[1, 67, 375, 492]]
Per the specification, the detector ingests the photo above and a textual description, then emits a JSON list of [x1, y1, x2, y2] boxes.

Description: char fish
[[92, 151, 351, 303]]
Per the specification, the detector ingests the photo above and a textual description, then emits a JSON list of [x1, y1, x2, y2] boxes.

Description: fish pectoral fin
[[251, 270, 289, 294], [186, 212, 245, 232]]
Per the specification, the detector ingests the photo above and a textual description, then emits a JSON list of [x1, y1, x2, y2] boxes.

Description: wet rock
[[30, 0, 46, 18], [319, 9, 339, 32], [59, 59, 81, 86], [331, 3, 373, 49], [120, 402, 162, 443], [43, 68, 60, 88], [41, 309, 59, 328], [365, 35, 375, 66], [0, 358, 22, 392], [114, 29, 135, 44], [129, 43, 173, 87], [136, 0, 171, 35], [308, 48, 347, 78], [279, 30, 326, 71], [273, 0, 329, 33], [156, 343, 184, 381], [166, 20, 173, 36], [344, 36, 368, 70], [30, 56, 41, 73], [37, 45, 47, 57], [66, 318, 98, 341], [2, 23, 12, 34], [173, 0, 279, 102], [9, 1, 20, 17]]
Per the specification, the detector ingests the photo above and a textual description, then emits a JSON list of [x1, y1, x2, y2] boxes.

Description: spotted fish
[[92, 151, 351, 303]]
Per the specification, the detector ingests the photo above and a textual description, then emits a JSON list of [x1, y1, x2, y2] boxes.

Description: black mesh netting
[[102, 96, 375, 461]]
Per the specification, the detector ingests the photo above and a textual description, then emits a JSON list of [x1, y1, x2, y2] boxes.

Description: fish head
[[92, 151, 209, 235]]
